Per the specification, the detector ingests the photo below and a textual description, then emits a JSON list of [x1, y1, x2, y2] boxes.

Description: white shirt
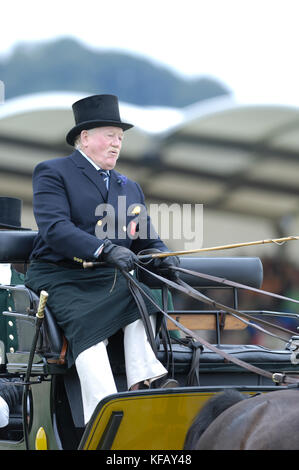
[[79, 150, 110, 176], [79, 149, 101, 171]]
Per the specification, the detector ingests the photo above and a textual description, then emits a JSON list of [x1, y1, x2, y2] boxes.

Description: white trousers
[[75, 316, 167, 424]]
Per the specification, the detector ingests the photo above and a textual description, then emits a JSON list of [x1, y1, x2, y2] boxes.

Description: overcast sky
[[2, 0, 299, 106]]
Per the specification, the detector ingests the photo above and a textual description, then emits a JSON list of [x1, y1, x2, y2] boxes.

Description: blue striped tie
[[99, 170, 110, 190]]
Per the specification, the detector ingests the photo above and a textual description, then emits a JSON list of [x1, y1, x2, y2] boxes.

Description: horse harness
[[124, 262, 299, 387], [15, 259, 299, 388]]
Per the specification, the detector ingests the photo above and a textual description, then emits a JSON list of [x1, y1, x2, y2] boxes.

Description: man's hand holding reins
[[138, 248, 180, 280], [101, 240, 138, 272]]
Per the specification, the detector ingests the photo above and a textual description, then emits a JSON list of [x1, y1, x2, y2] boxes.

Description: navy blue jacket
[[30, 150, 167, 263]]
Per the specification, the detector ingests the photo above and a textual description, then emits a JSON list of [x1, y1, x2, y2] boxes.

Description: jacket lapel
[[107, 170, 129, 239], [107, 170, 125, 207], [69, 150, 108, 200]]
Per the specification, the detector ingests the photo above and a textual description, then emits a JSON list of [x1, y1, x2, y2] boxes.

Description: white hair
[[74, 134, 82, 149], [74, 128, 98, 149]]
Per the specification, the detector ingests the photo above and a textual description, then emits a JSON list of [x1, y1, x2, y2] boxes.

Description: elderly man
[[25, 94, 179, 424]]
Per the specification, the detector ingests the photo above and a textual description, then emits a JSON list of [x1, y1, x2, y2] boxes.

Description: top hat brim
[[66, 119, 133, 146]]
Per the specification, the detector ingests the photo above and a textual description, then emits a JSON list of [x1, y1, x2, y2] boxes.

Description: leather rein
[[122, 263, 299, 386]]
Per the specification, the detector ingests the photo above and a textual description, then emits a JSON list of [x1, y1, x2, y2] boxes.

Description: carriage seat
[[0, 230, 264, 376], [0, 230, 37, 263], [165, 342, 293, 369], [27, 288, 67, 365], [0, 230, 66, 371], [0, 284, 67, 372], [0, 230, 264, 289], [157, 342, 294, 386], [137, 255, 263, 289]]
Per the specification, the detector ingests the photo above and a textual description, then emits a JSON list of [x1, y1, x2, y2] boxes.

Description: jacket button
[[132, 205, 141, 215]]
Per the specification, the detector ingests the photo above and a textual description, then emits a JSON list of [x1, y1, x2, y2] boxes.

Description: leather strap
[[125, 273, 158, 356], [137, 263, 290, 342], [171, 266, 297, 337], [175, 277, 290, 342], [187, 340, 203, 386], [47, 336, 68, 365], [174, 265, 299, 306], [132, 263, 299, 385]]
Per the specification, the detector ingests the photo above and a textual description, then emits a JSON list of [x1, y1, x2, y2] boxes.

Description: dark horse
[[184, 388, 299, 450]]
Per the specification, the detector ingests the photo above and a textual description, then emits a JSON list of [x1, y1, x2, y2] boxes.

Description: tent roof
[[0, 92, 299, 239]]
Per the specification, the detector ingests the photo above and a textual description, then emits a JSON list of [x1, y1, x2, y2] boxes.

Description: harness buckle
[[286, 336, 299, 365], [272, 372, 285, 384]]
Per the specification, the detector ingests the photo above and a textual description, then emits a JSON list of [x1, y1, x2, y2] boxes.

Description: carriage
[[0, 230, 298, 450]]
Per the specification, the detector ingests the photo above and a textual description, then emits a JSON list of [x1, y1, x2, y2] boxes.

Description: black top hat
[[0, 197, 30, 230], [66, 94, 133, 146]]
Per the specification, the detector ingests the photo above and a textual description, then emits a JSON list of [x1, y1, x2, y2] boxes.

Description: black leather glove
[[154, 254, 180, 280], [138, 248, 180, 280], [101, 240, 138, 272]]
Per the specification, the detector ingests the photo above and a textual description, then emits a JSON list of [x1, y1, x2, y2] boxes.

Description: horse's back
[[196, 389, 299, 450]]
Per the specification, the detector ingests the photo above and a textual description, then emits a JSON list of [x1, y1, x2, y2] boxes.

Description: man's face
[[80, 126, 124, 170]]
